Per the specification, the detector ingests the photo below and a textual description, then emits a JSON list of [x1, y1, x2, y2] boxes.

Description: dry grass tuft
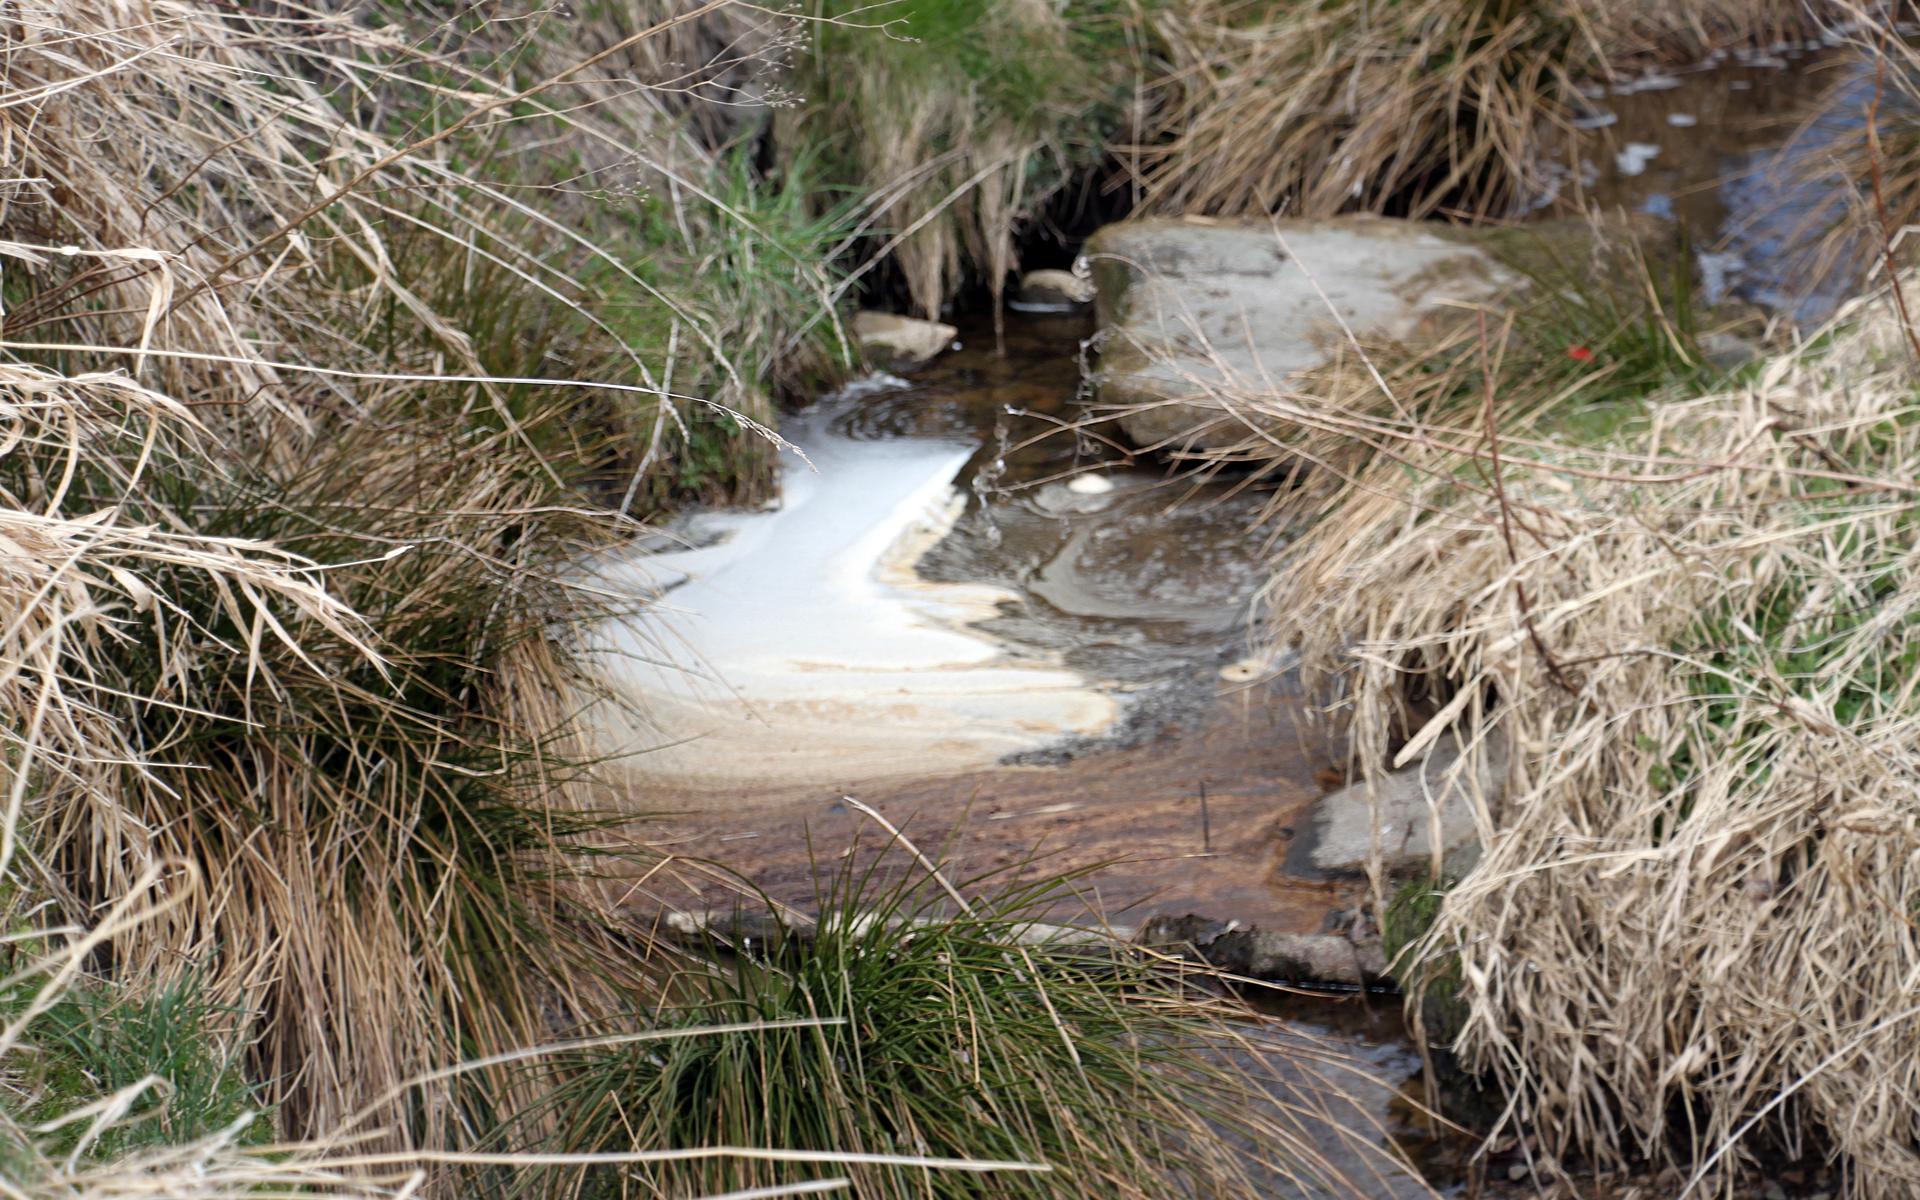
[[0, 0, 794, 1167], [1131, 0, 1837, 223], [782, 0, 1127, 317], [1218, 271, 1920, 1192]]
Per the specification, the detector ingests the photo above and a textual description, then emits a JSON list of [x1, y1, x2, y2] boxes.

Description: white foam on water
[[585, 406, 1121, 795], [1611, 73, 1682, 95]]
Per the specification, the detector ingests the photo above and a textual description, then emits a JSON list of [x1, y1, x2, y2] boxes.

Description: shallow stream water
[[1552, 37, 1887, 323], [594, 42, 1892, 1199]]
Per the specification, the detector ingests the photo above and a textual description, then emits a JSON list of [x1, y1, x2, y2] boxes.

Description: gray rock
[[851, 310, 957, 371], [1136, 914, 1390, 987], [1084, 216, 1513, 453], [1299, 732, 1507, 877], [1011, 268, 1093, 311]]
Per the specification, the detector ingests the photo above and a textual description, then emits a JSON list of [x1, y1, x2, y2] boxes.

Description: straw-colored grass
[[1, 6, 1405, 1197], [0, 0, 821, 1168], [780, 0, 1134, 316], [1130, 0, 1833, 223], [1204, 259, 1920, 1193]]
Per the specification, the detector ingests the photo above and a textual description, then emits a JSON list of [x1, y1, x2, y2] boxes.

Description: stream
[[588, 41, 1889, 1199]]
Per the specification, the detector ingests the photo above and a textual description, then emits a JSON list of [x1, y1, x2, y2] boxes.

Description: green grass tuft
[[504, 855, 1351, 1200], [1, 974, 270, 1167]]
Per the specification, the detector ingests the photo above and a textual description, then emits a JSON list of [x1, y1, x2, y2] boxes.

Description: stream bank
[[587, 37, 1902, 1199]]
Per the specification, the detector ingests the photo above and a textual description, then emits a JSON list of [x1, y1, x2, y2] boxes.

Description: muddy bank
[[637, 691, 1364, 933]]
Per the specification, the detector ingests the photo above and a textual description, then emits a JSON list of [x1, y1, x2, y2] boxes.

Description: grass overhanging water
[[6, 0, 1920, 1197]]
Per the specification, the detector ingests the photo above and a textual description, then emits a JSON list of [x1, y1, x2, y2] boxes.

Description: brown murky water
[[1548, 40, 1883, 323], [633, 309, 1358, 931]]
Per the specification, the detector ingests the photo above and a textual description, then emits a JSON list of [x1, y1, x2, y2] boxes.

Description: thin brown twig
[[1478, 312, 1576, 693]]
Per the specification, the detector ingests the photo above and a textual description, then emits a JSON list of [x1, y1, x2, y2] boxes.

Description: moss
[[1383, 877, 1472, 1041]]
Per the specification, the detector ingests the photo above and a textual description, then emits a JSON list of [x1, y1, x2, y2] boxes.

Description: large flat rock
[[1085, 216, 1513, 452]]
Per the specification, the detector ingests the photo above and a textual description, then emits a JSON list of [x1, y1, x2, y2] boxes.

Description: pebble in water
[[1615, 142, 1662, 176]]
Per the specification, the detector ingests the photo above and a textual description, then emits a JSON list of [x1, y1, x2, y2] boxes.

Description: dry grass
[[0, 0, 811, 1171], [1203, 261, 1920, 1193], [780, 0, 1128, 317], [1129, 0, 1835, 223]]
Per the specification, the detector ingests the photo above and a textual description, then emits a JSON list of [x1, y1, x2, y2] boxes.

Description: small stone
[[850, 311, 957, 371], [1666, 112, 1699, 127], [1066, 472, 1114, 495], [1616, 143, 1662, 176], [1011, 268, 1093, 311], [1763, 1185, 1787, 1200], [1296, 731, 1506, 875], [1508, 1163, 1529, 1182]]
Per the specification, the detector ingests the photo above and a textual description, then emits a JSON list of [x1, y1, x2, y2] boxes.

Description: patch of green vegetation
[[804, 0, 1137, 143], [585, 146, 860, 505], [1477, 220, 1739, 415], [1383, 875, 1469, 1043], [1654, 531, 1920, 829], [785, 0, 1144, 311], [504, 860, 1304, 1200], [0, 975, 270, 1166], [1362, 218, 1762, 500]]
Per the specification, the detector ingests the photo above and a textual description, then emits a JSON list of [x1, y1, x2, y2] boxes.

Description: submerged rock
[[1084, 216, 1512, 453], [1298, 733, 1507, 876], [1011, 267, 1094, 311], [851, 310, 957, 370]]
